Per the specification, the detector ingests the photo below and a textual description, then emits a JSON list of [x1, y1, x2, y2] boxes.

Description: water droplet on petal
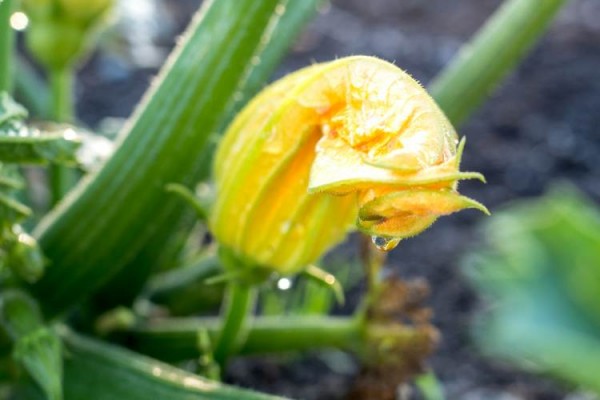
[[280, 221, 292, 234], [371, 236, 400, 252]]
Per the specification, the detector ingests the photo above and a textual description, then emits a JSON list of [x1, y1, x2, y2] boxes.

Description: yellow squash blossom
[[211, 56, 488, 275]]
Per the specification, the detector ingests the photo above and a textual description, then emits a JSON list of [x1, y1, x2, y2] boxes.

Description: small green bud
[[26, 19, 86, 70], [6, 227, 46, 283], [58, 0, 114, 25], [21, 0, 54, 19]]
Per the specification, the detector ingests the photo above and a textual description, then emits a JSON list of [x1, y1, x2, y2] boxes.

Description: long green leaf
[[20, 330, 287, 400], [31, 0, 319, 317]]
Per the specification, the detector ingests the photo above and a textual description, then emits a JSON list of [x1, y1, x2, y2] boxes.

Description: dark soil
[[73, 0, 600, 399]]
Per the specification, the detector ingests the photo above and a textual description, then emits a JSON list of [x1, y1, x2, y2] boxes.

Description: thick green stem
[[30, 0, 319, 318], [430, 0, 568, 126], [49, 67, 76, 206], [14, 56, 51, 118], [0, 0, 15, 93], [49, 67, 74, 123], [213, 282, 257, 368], [130, 316, 363, 363], [94, 0, 322, 311]]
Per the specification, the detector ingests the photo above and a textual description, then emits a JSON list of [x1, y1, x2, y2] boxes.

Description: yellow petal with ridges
[[358, 190, 489, 238]]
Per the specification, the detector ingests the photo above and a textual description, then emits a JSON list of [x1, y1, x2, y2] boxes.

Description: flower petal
[[358, 189, 490, 238]]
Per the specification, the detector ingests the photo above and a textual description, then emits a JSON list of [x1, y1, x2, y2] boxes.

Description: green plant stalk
[[49, 67, 76, 206], [146, 254, 223, 316], [415, 371, 446, 400], [94, 0, 323, 310], [14, 56, 50, 118], [49, 68, 74, 123], [0, 0, 15, 93], [430, 0, 568, 126], [213, 282, 257, 368], [16, 328, 287, 400], [130, 316, 362, 363], [31, 0, 322, 318], [30, 0, 310, 318]]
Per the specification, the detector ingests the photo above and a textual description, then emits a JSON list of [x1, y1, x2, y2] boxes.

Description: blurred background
[[12, 0, 600, 398]]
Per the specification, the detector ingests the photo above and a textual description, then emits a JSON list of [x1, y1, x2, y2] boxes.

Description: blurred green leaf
[[0, 92, 27, 132], [415, 371, 445, 400], [0, 290, 63, 400], [43, 329, 286, 400], [464, 185, 600, 393], [13, 328, 63, 400], [0, 93, 79, 165]]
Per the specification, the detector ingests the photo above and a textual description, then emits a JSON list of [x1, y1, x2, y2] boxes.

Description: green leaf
[[13, 328, 63, 400], [464, 185, 600, 393], [0, 191, 32, 222], [0, 91, 27, 133], [31, 0, 323, 317], [415, 371, 445, 400], [0, 93, 79, 164], [52, 330, 286, 400], [0, 290, 63, 400]]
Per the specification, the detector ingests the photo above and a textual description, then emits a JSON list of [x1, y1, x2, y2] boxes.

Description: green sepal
[[13, 328, 63, 400], [165, 183, 211, 223], [0, 91, 27, 132], [0, 93, 80, 165], [302, 265, 345, 305], [4, 227, 46, 283], [0, 290, 63, 400]]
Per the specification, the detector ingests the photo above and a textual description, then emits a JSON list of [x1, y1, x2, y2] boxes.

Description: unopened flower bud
[[6, 227, 46, 283], [26, 20, 86, 70], [21, 0, 53, 19], [22, 0, 114, 70], [211, 56, 488, 275], [58, 0, 114, 26]]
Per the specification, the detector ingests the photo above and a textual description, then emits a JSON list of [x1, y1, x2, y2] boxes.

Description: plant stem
[[30, 0, 320, 318], [48, 67, 76, 206], [130, 316, 363, 363], [213, 281, 257, 368], [0, 0, 15, 93], [14, 56, 51, 118], [430, 0, 568, 126], [50, 67, 74, 123]]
